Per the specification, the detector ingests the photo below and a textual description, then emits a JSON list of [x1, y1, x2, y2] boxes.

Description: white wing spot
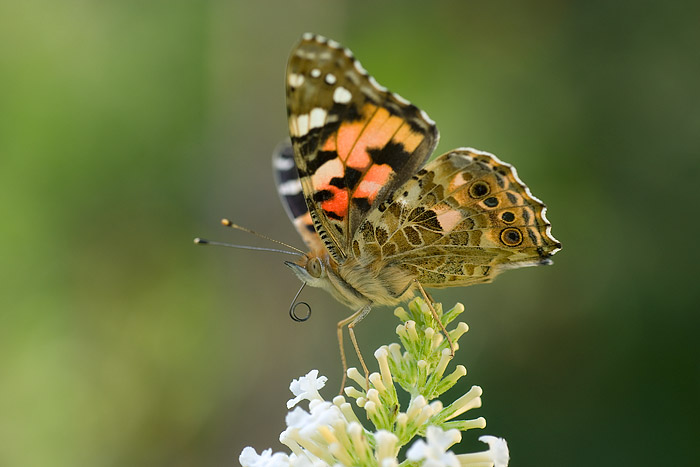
[[333, 86, 352, 104], [291, 108, 328, 136], [295, 49, 313, 59], [294, 114, 309, 136], [278, 179, 303, 196], [288, 73, 304, 88], [325, 73, 337, 84], [310, 68, 321, 78], [353, 60, 368, 75], [327, 39, 340, 49], [273, 154, 295, 171], [419, 109, 436, 125], [309, 107, 327, 129], [368, 75, 387, 92], [302, 32, 314, 41], [392, 92, 410, 105]]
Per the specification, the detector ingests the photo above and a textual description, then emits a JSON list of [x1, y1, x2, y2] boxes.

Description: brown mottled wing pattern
[[352, 148, 562, 287], [286, 33, 438, 263]]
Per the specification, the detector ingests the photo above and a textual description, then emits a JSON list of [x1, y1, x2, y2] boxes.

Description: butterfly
[[273, 33, 561, 388]]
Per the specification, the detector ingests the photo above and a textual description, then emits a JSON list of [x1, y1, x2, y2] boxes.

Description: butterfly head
[[284, 254, 328, 288], [284, 253, 369, 310]]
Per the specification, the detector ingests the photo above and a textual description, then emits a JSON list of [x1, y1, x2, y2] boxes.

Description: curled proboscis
[[288, 282, 311, 322]]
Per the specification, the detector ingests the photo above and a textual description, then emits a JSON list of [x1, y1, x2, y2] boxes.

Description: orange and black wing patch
[[286, 33, 438, 263]]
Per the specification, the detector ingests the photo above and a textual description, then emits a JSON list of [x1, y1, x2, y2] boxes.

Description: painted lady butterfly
[[273, 34, 561, 387]]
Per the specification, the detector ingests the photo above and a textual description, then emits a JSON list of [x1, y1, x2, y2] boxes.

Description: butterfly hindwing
[[286, 33, 439, 263], [352, 148, 562, 287], [272, 141, 324, 252]]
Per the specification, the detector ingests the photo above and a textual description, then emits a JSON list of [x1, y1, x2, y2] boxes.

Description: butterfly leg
[[414, 280, 455, 357], [337, 304, 372, 393]]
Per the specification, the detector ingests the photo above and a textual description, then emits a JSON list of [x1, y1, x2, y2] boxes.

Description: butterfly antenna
[[220, 219, 307, 256], [193, 238, 300, 256]]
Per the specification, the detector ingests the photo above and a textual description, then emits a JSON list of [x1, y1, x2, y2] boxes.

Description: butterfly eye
[[306, 257, 324, 278], [469, 181, 490, 198], [500, 227, 523, 247]]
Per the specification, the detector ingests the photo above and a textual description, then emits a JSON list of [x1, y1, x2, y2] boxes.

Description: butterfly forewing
[[286, 34, 438, 263]]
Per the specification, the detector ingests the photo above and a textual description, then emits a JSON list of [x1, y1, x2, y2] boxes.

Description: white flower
[[287, 369, 328, 409], [238, 301, 516, 467], [239, 447, 290, 467], [456, 436, 509, 467], [478, 436, 509, 467], [288, 452, 328, 467], [241, 449, 329, 467], [406, 426, 461, 467], [374, 430, 399, 465], [285, 400, 345, 439]]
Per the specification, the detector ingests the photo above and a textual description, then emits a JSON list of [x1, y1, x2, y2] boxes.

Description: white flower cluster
[[239, 299, 510, 467]]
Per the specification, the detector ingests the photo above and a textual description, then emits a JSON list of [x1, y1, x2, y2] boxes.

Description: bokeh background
[[2, 1, 698, 466]]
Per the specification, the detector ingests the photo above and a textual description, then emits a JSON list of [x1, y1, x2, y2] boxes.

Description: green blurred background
[[2, 1, 698, 466]]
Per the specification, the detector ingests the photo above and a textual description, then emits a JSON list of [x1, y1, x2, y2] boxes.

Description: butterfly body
[[273, 34, 560, 384], [287, 255, 416, 312]]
